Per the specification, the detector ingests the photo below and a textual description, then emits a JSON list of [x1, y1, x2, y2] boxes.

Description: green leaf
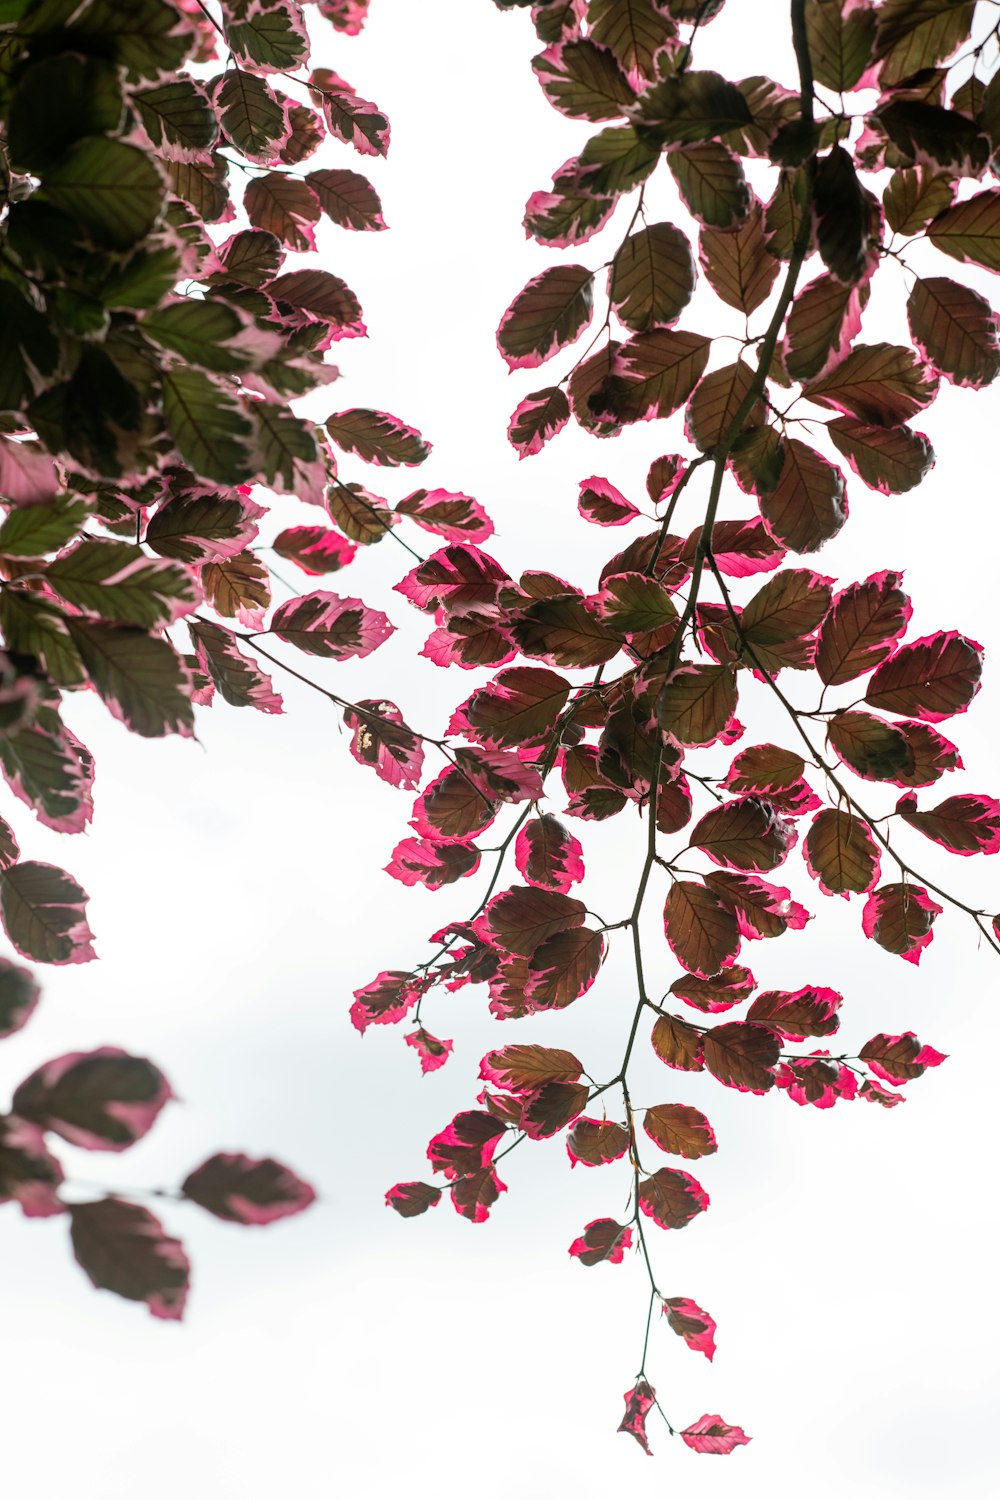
[[610, 222, 695, 333], [606, 328, 711, 423], [658, 664, 738, 747], [6, 55, 123, 172], [0, 494, 89, 558], [926, 188, 1000, 272], [28, 347, 143, 480], [161, 368, 255, 484], [883, 169, 954, 235], [764, 167, 812, 260], [906, 276, 1000, 387], [523, 185, 614, 246], [533, 37, 636, 121], [0, 715, 92, 832], [255, 402, 322, 493], [143, 300, 274, 373], [0, 592, 86, 687], [875, 0, 976, 88], [102, 245, 183, 311], [134, 77, 217, 155], [877, 99, 989, 177], [46, 540, 197, 628], [145, 489, 259, 564], [67, 619, 194, 738], [208, 229, 283, 288], [266, 270, 364, 335], [225, 0, 310, 70], [189, 620, 281, 712], [325, 409, 430, 467], [167, 153, 231, 222], [588, 0, 678, 83], [327, 481, 397, 544], [41, 138, 165, 250], [21, 0, 193, 76], [214, 70, 286, 163], [759, 440, 847, 554], [305, 168, 386, 230], [571, 125, 659, 196], [802, 343, 939, 425], [0, 861, 95, 965], [202, 551, 271, 623], [667, 143, 750, 229], [633, 70, 752, 146], [497, 265, 594, 368], [806, 0, 876, 90]]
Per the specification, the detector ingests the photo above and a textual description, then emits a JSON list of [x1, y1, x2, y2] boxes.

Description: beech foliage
[[2, 0, 1000, 1460]]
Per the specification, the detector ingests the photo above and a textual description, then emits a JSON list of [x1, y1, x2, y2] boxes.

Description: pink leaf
[[663, 1296, 717, 1361], [270, 592, 393, 659], [386, 838, 480, 889], [861, 883, 943, 963], [0, 438, 59, 505], [385, 1181, 441, 1217], [0, 1114, 64, 1218], [508, 387, 571, 458], [515, 814, 585, 892], [396, 489, 494, 543], [344, 700, 424, 790], [618, 1380, 656, 1455], [681, 1414, 752, 1455], [350, 970, 423, 1033], [405, 1028, 454, 1074], [569, 1217, 633, 1265], [578, 476, 640, 526]]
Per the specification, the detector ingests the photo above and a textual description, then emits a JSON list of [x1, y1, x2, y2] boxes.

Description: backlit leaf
[[804, 809, 881, 897], [609, 222, 695, 331], [638, 1166, 710, 1229], [643, 1103, 717, 1159], [664, 880, 740, 977], [907, 276, 1000, 388], [865, 632, 983, 720], [699, 198, 780, 315], [702, 1021, 780, 1094]]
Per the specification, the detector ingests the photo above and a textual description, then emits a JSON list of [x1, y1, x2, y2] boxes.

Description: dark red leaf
[[643, 1103, 717, 1159], [804, 809, 881, 897], [182, 1153, 315, 1225], [638, 1166, 710, 1228], [862, 882, 943, 963], [702, 1021, 781, 1093], [569, 1217, 633, 1265], [385, 1181, 442, 1217], [651, 1012, 706, 1072], [664, 881, 740, 977], [69, 1198, 189, 1320], [566, 1117, 630, 1168]]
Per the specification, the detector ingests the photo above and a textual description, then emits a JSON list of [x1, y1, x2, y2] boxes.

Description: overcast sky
[[3, 2, 1000, 1495]]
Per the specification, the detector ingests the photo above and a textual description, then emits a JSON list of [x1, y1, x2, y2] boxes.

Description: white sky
[[3, 2, 1000, 1495]]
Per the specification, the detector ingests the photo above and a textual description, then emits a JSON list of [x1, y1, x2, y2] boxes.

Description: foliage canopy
[[3, 0, 1000, 1459]]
